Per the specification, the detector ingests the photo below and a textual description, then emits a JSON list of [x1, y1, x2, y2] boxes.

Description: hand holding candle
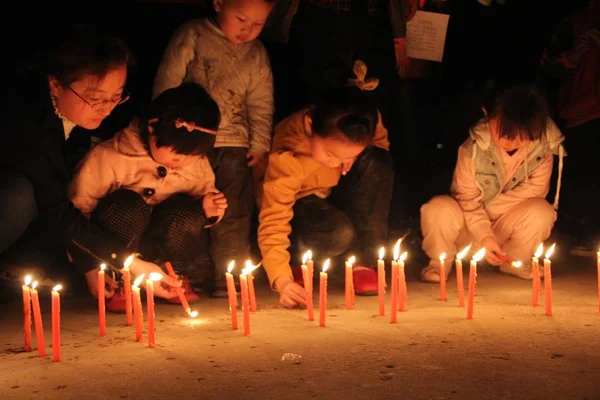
[[302, 251, 314, 321], [123, 255, 134, 326], [439, 253, 447, 302], [345, 255, 355, 310], [467, 248, 486, 320], [319, 259, 330, 327], [22, 275, 32, 352], [51, 284, 62, 362], [544, 243, 556, 317], [455, 245, 470, 307], [377, 247, 386, 316], [30, 281, 46, 357], [132, 274, 145, 343], [98, 264, 107, 337], [146, 272, 163, 348], [165, 261, 195, 317]]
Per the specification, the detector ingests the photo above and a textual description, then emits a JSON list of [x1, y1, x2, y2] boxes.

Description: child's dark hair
[[43, 24, 135, 86], [310, 86, 378, 144], [483, 84, 549, 141], [140, 82, 221, 156]]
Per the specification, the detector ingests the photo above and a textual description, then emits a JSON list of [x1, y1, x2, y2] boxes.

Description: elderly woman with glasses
[[0, 24, 182, 300]]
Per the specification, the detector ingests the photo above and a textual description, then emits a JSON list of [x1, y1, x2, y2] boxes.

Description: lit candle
[[398, 252, 408, 312], [123, 255, 134, 326], [455, 245, 471, 307], [439, 253, 447, 301], [98, 264, 106, 337], [132, 274, 145, 343], [164, 261, 195, 317], [51, 284, 62, 362], [302, 251, 314, 321], [146, 272, 163, 348], [467, 248, 486, 320], [239, 267, 251, 336], [319, 259, 330, 327], [30, 281, 46, 357], [22, 275, 32, 352], [390, 240, 400, 324], [345, 255, 356, 310], [245, 260, 258, 312], [531, 243, 543, 307], [377, 247, 385, 316], [544, 243, 556, 317], [225, 261, 238, 330]]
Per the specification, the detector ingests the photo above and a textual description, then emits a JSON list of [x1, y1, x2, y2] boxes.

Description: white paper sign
[[406, 11, 450, 62]]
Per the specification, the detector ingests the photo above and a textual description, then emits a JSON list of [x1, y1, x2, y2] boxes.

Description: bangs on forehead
[[496, 110, 546, 141]]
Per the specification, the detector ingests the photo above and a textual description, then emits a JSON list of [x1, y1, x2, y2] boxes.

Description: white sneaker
[[420, 260, 446, 283], [498, 262, 544, 280]]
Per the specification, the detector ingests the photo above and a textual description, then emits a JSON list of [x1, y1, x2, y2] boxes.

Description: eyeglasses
[[67, 85, 130, 111]]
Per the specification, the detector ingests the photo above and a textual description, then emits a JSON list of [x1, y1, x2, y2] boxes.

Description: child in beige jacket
[[420, 84, 565, 282], [69, 83, 227, 300]]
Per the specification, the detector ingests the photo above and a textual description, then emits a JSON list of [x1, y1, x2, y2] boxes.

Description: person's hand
[[128, 258, 181, 299], [341, 157, 357, 176], [203, 192, 228, 218], [481, 235, 505, 266], [274, 276, 306, 308], [246, 150, 262, 167], [86, 269, 118, 299]]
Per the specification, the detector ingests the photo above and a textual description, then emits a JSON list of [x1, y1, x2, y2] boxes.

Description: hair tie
[[347, 59, 379, 91], [148, 117, 218, 135]]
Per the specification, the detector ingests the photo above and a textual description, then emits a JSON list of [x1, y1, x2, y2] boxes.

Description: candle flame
[[439, 252, 446, 263], [227, 260, 235, 273], [399, 251, 408, 262], [512, 261, 523, 269], [302, 250, 312, 264], [472, 248, 486, 262], [100, 263, 106, 272], [242, 261, 259, 275], [534, 243, 544, 259], [188, 310, 199, 318], [24, 275, 32, 286], [124, 254, 134, 269], [393, 239, 401, 261], [544, 243, 556, 259], [32, 281, 38, 289], [148, 272, 163, 282], [133, 274, 145, 287], [322, 258, 330, 273], [347, 255, 356, 265], [378, 247, 385, 260], [52, 284, 62, 292], [457, 244, 471, 260]]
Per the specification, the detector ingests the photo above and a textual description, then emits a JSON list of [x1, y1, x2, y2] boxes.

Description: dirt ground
[[1, 256, 600, 400]]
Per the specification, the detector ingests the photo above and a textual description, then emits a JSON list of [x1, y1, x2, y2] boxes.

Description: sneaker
[[106, 289, 127, 313], [420, 260, 446, 283], [166, 275, 200, 304], [353, 265, 378, 296], [498, 262, 544, 280]]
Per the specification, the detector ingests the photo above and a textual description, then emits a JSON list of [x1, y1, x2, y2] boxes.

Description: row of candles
[[18, 240, 600, 361]]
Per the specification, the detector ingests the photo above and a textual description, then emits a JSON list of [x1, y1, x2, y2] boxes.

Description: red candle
[[390, 241, 400, 324], [30, 281, 46, 357], [544, 243, 556, 317], [398, 252, 408, 312], [146, 272, 163, 348], [439, 253, 447, 302], [98, 264, 106, 337], [302, 251, 314, 321], [123, 256, 134, 326], [455, 245, 470, 308], [532, 243, 543, 307], [132, 274, 144, 342], [239, 270, 250, 336], [467, 248, 486, 320], [344, 255, 355, 310], [165, 261, 193, 316], [226, 261, 238, 330], [319, 259, 330, 327], [245, 261, 258, 312], [22, 275, 32, 352], [377, 247, 385, 316], [51, 285, 62, 362]]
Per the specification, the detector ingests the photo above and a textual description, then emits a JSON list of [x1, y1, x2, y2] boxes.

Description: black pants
[[90, 189, 209, 279], [208, 147, 253, 277], [287, 5, 401, 150], [291, 146, 394, 267]]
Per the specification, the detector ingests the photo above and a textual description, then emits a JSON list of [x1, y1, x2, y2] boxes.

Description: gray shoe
[[420, 260, 449, 283]]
